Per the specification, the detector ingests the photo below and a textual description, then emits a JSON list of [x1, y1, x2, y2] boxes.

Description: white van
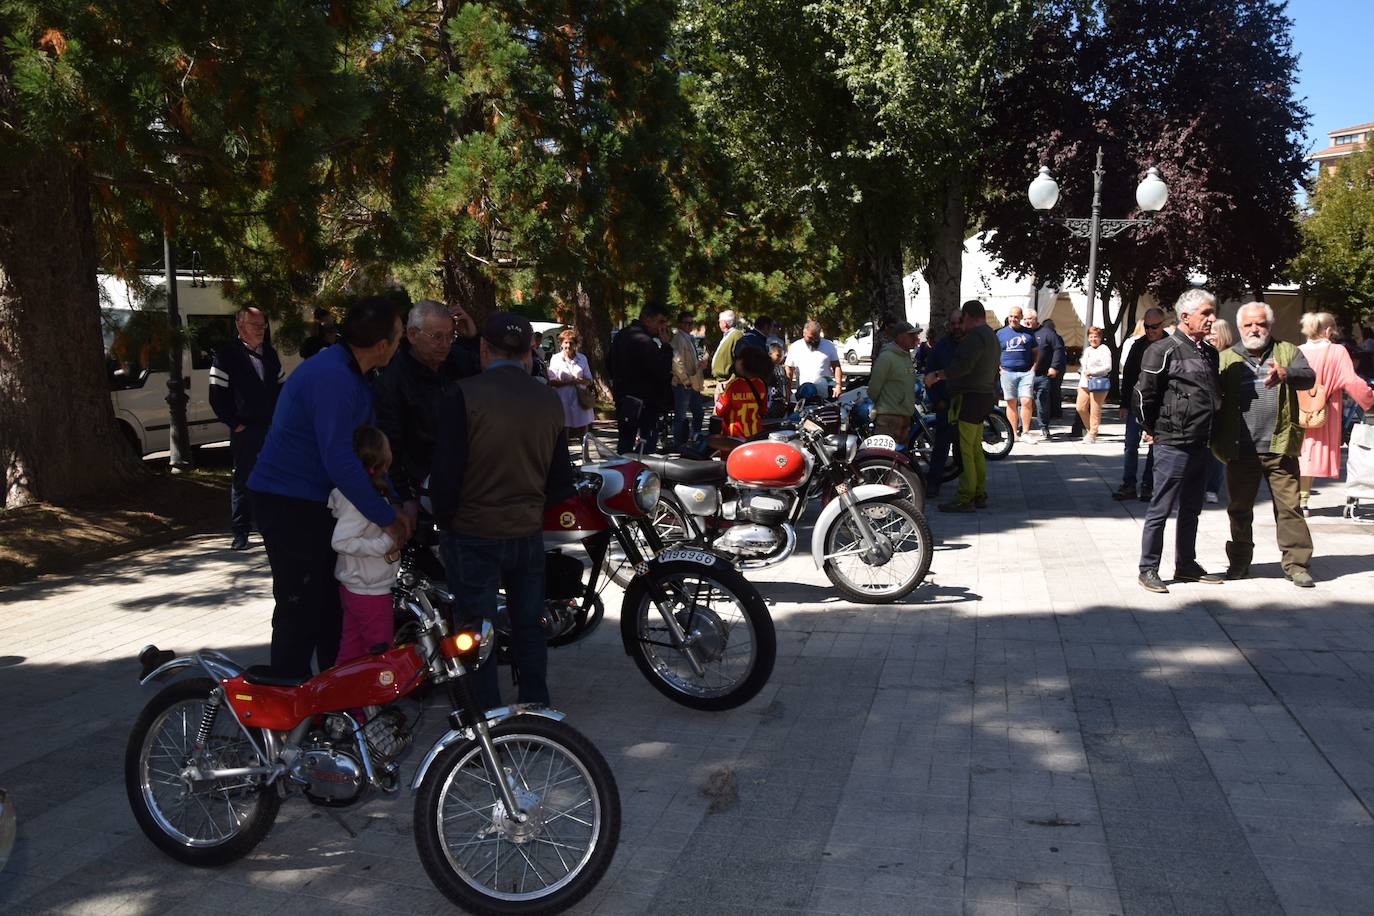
[[101, 274, 303, 455]]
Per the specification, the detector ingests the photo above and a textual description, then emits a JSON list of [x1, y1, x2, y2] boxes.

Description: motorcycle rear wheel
[[622, 558, 776, 710], [822, 496, 933, 603], [125, 677, 279, 866], [414, 716, 620, 915], [852, 457, 927, 515], [983, 412, 1015, 460], [602, 496, 693, 588]]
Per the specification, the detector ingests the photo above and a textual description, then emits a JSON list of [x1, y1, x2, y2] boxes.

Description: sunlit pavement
[[2, 426, 1373, 915]]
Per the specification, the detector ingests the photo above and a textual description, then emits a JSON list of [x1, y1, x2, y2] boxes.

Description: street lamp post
[[1027, 146, 1169, 332]]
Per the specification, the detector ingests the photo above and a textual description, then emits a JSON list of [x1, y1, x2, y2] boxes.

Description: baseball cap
[[893, 321, 922, 336], [480, 311, 533, 352]]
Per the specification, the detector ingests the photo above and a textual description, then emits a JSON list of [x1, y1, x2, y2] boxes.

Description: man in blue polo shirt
[[996, 306, 1039, 442], [248, 296, 412, 677]]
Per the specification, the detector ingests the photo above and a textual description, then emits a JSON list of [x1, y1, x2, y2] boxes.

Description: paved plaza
[[2, 430, 1373, 916]]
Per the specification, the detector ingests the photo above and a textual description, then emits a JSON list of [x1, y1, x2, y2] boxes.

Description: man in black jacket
[[609, 302, 673, 453], [373, 301, 470, 513], [1113, 307, 1167, 501], [1025, 311, 1065, 441], [209, 307, 283, 550], [1134, 290, 1225, 593]]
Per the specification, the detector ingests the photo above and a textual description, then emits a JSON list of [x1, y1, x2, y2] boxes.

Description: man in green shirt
[[869, 321, 919, 442], [710, 309, 744, 379], [924, 299, 1000, 512]]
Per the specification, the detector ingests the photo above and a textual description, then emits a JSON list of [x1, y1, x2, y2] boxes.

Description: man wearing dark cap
[[430, 311, 575, 709], [869, 320, 919, 442]]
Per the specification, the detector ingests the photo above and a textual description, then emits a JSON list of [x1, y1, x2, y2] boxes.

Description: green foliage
[[1292, 145, 1374, 321]]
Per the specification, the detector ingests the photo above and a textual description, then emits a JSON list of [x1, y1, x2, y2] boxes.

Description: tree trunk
[[0, 154, 148, 508], [439, 252, 497, 328], [922, 174, 967, 326], [571, 281, 615, 402], [860, 214, 906, 362]]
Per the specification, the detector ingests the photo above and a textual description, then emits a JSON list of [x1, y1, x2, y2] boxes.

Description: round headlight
[[634, 469, 661, 512], [845, 434, 859, 462]]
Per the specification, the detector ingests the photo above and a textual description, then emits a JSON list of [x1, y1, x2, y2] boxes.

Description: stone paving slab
[[2, 426, 1373, 915]]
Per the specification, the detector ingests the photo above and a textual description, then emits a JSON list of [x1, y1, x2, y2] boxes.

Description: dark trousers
[[1121, 411, 1155, 489], [1207, 455, 1225, 496], [1139, 442, 1210, 573], [672, 385, 704, 446], [230, 425, 267, 536], [615, 396, 661, 454], [1033, 374, 1055, 435], [925, 412, 955, 497], [1224, 453, 1313, 575], [253, 491, 342, 677], [441, 531, 549, 711]]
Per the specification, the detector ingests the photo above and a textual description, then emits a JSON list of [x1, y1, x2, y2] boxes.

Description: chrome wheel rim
[[604, 500, 690, 582], [825, 501, 926, 597], [435, 734, 602, 901], [636, 572, 756, 698], [139, 697, 262, 847]]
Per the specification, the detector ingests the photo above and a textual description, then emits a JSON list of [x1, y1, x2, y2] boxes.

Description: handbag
[[1296, 349, 1327, 428], [1084, 376, 1111, 392], [575, 383, 596, 410]]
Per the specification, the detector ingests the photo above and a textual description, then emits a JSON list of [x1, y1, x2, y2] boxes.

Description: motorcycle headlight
[[845, 433, 859, 463], [634, 469, 661, 512]]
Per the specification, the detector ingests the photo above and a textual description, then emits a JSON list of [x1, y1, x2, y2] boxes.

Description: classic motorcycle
[[412, 440, 776, 712], [126, 573, 619, 915], [628, 403, 933, 603]]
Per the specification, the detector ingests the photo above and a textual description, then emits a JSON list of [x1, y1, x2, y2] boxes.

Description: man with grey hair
[[1213, 302, 1317, 587], [1134, 288, 1225, 593], [711, 309, 743, 378]]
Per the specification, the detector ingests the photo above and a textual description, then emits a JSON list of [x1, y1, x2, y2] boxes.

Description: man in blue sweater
[[249, 296, 411, 677]]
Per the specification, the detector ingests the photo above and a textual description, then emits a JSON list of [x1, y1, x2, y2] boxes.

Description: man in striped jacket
[[209, 307, 283, 550]]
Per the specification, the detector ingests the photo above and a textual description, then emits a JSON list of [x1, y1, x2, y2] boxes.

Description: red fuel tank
[[726, 440, 807, 488]]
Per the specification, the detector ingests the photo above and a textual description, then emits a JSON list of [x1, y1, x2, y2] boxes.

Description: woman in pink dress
[[1298, 312, 1374, 516]]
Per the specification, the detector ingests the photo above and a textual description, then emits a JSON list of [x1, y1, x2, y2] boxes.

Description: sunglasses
[[1143, 322, 1163, 330]]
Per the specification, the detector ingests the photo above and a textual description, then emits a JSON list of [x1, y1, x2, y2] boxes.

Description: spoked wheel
[[982, 412, 1014, 460], [821, 496, 933, 603], [415, 716, 620, 915], [622, 558, 776, 710], [125, 678, 279, 866], [853, 459, 927, 515], [602, 496, 692, 587]]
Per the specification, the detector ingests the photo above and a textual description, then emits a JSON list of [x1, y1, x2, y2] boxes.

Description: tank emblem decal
[[775, 454, 788, 467], [378, 670, 395, 687], [560, 511, 577, 528]]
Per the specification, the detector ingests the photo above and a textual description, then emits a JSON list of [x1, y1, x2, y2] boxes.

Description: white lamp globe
[[1028, 166, 1060, 211], [1136, 166, 1168, 212]]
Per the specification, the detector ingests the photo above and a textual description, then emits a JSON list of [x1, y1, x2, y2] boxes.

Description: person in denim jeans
[[995, 307, 1039, 440], [430, 312, 576, 709], [1114, 308, 1166, 501]]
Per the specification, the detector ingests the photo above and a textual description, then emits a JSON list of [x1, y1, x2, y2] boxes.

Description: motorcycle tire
[[602, 496, 693, 588], [983, 412, 1015, 460], [414, 716, 620, 916], [852, 457, 927, 515], [621, 558, 776, 711], [125, 677, 279, 866], [821, 495, 933, 604]]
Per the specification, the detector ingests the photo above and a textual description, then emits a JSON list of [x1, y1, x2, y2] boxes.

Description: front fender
[[811, 483, 900, 569], [410, 705, 567, 790]]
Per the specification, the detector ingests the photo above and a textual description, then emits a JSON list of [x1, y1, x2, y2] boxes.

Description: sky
[[1286, 0, 1374, 154]]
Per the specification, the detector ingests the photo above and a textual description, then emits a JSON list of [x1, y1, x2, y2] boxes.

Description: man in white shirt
[[785, 320, 843, 398]]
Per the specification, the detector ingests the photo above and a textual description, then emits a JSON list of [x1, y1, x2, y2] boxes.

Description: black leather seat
[[243, 665, 312, 687], [639, 455, 727, 484]]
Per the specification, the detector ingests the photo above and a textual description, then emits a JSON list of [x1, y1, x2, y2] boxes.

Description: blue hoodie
[[248, 343, 396, 527]]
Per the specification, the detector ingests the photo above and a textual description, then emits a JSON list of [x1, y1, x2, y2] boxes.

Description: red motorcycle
[[125, 571, 619, 915]]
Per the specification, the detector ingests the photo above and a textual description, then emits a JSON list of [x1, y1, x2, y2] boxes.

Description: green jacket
[[1212, 340, 1306, 460], [943, 324, 1000, 396], [711, 327, 743, 379], [869, 342, 916, 417]]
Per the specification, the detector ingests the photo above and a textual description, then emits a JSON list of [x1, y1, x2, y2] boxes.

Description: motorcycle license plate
[[861, 435, 898, 451]]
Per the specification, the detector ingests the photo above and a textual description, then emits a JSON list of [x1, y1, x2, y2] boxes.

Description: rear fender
[[810, 483, 900, 569], [855, 446, 912, 467], [139, 649, 243, 687], [410, 705, 568, 790]]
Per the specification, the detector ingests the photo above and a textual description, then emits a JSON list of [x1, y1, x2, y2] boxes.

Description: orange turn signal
[[440, 631, 480, 658]]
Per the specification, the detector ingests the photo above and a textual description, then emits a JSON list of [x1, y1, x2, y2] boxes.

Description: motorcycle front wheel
[[822, 496, 933, 603], [125, 677, 279, 866], [414, 716, 620, 916], [622, 558, 776, 710]]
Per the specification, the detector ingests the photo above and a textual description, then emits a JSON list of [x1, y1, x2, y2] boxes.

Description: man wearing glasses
[[1113, 307, 1167, 501], [373, 300, 470, 518]]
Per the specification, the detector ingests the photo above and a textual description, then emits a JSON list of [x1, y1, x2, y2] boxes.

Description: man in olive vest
[[1213, 302, 1317, 587]]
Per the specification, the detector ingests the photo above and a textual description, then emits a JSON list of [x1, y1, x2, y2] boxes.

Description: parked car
[[838, 322, 875, 364]]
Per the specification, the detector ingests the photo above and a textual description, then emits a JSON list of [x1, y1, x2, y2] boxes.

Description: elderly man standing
[[609, 302, 673, 453], [670, 310, 706, 446], [1024, 310, 1064, 442], [785, 320, 843, 398], [373, 300, 466, 516], [1135, 289, 1225, 593], [1113, 308, 1168, 501], [1213, 302, 1317, 587], [869, 321, 918, 441], [711, 309, 744, 379]]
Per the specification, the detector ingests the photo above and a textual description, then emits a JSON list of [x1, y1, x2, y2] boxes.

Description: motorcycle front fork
[[609, 517, 709, 678], [445, 676, 528, 823]]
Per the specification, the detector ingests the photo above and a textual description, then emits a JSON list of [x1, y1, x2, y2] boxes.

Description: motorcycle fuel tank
[[726, 440, 807, 488]]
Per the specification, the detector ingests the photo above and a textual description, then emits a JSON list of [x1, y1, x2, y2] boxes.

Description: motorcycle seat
[[243, 665, 312, 688], [639, 455, 727, 485]]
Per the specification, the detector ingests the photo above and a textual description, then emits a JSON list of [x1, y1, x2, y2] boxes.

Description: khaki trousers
[[1224, 453, 1313, 575], [874, 413, 912, 443]]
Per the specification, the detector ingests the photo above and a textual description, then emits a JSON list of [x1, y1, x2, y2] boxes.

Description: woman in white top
[[547, 329, 596, 438], [1076, 326, 1112, 443]]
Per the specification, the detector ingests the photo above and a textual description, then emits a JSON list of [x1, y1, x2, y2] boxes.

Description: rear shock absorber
[[192, 688, 223, 754]]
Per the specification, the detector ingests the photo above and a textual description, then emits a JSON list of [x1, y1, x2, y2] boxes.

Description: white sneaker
[[1205, 491, 1219, 504]]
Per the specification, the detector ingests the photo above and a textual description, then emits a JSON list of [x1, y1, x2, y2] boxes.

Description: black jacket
[[1032, 324, 1066, 375], [1120, 334, 1154, 394], [209, 339, 282, 430], [1133, 331, 1221, 447], [373, 341, 471, 503], [609, 320, 672, 409]]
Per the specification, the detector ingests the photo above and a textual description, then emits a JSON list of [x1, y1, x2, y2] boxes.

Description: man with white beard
[[1212, 302, 1318, 587]]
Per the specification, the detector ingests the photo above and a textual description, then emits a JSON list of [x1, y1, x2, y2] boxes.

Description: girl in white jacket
[[329, 427, 402, 663]]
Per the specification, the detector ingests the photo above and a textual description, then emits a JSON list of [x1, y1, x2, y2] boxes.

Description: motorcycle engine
[[717, 522, 786, 557], [540, 598, 581, 641], [293, 742, 366, 806], [740, 490, 792, 526]]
